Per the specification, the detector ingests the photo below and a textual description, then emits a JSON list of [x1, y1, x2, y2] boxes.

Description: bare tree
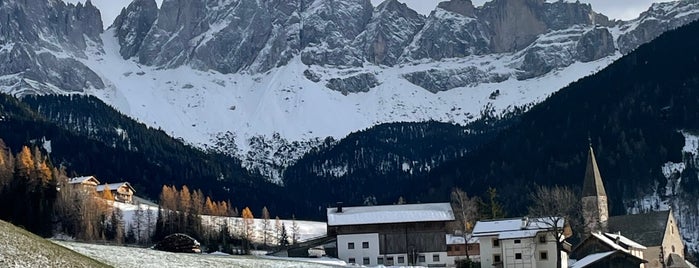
[[528, 185, 581, 268], [450, 188, 481, 264]]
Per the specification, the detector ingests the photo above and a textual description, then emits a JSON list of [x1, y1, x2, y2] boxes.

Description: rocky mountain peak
[[436, 0, 476, 17], [355, 0, 425, 65], [0, 0, 105, 95], [111, 0, 158, 59]]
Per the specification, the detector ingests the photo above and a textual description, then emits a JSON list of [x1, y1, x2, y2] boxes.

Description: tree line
[[152, 185, 301, 254]]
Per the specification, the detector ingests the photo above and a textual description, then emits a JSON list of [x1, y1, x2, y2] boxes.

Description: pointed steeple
[[582, 146, 607, 197]]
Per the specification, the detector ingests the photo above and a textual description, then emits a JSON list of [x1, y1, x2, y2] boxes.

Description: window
[[454, 245, 460, 251], [514, 239, 521, 244], [362, 241, 369, 249], [515, 253, 522, 260], [492, 238, 500, 247], [539, 235, 546, 243], [418, 255, 426, 263], [398, 256, 405, 263], [540, 251, 548, 260], [493, 254, 502, 263], [433, 254, 440, 262], [363, 257, 370, 265], [386, 256, 394, 265], [348, 242, 354, 249], [672, 246, 676, 253], [348, 258, 355, 264], [377, 257, 384, 265]]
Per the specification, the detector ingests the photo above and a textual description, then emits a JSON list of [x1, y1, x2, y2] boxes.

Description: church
[[580, 145, 686, 268]]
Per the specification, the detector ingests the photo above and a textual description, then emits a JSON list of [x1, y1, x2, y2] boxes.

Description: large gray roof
[[607, 211, 670, 246], [582, 146, 607, 197]]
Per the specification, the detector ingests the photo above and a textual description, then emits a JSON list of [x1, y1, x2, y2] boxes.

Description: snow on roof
[[472, 217, 563, 238], [604, 232, 647, 250], [326, 203, 454, 226], [591, 232, 629, 253], [570, 251, 616, 268], [446, 234, 479, 245], [96, 182, 135, 193], [69, 176, 99, 184]]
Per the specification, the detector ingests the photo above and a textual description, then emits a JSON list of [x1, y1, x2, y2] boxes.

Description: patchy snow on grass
[[54, 241, 346, 268]]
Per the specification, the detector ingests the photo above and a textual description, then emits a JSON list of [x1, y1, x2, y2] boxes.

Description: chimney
[[521, 217, 529, 229], [336, 202, 343, 213]]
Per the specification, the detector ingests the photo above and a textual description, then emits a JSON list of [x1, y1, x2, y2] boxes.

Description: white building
[[327, 202, 455, 267], [473, 217, 568, 268]]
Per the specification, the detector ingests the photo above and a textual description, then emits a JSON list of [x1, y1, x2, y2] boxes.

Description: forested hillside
[[284, 111, 522, 218], [427, 18, 699, 217], [0, 94, 289, 214]]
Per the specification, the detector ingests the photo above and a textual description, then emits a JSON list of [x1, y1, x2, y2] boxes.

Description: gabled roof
[[326, 203, 454, 226], [607, 210, 670, 246], [96, 182, 135, 193], [571, 250, 645, 268], [472, 217, 563, 239], [68, 175, 100, 185], [603, 232, 646, 250], [582, 146, 607, 197], [446, 234, 479, 245]]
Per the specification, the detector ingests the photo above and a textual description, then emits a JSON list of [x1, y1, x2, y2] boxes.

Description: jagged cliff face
[[2, 0, 699, 183], [0, 0, 104, 95], [109, 0, 618, 75]]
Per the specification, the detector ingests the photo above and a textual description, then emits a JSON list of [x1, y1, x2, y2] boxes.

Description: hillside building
[[96, 182, 135, 204], [472, 217, 568, 268], [580, 145, 686, 268], [326, 202, 454, 267], [68, 175, 100, 189]]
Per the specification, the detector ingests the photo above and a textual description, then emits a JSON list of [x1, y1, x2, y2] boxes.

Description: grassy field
[[0, 219, 110, 267], [56, 241, 343, 268]]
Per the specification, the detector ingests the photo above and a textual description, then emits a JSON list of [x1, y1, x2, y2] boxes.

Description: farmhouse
[[326, 202, 454, 266], [581, 145, 686, 268], [446, 234, 480, 264], [472, 217, 568, 268], [96, 182, 135, 204], [68, 175, 100, 189]]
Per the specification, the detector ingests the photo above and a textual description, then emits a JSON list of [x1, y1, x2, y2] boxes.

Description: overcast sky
[[65, 0, 674, 29]]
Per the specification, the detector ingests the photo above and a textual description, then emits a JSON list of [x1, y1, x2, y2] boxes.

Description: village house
[[571, 232, 647, 268], [326, 202, 454, 267], [581, 145, 687, 268], [472, 217, 568, 268], [68, 175, 100, 190], [446, 234, 480, 264], [96, 182, 136, 204]]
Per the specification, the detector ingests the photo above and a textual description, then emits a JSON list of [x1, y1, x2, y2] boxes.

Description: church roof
[[667, 253, 691, 268], [607, 211, 670, 246], [582, 146, 607, 197]]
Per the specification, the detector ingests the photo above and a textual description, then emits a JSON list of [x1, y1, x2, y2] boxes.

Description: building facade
[[327, 202, 454, 267], [473, 217, 568, 268], [96, 182, 135, 203]]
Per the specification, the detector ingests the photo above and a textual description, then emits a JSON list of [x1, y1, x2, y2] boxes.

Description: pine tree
[[241, 207, 254, 248], [291, 214, 300, 245], [102, 184, 115, 201], [261, 206, 271, 246], [279, 223, 289, 247], [274, 216, 282, 245]]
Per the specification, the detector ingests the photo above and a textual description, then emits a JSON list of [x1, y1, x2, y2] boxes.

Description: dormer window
[[539, 235, 546, 243]]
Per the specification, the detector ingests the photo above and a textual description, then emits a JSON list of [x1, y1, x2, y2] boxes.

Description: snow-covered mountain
[[2, 0, 699, 182]]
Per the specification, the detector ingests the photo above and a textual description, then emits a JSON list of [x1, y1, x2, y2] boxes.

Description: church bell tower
[[581, 145, 609, 234]]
